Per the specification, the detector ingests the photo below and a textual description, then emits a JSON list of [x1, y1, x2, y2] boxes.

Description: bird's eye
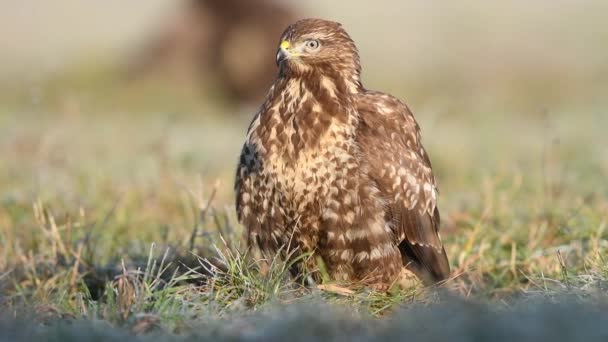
[[305, 40, 320, 50]]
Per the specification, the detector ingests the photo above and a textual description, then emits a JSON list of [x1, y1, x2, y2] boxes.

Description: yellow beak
[[276, 40, 291, 65]]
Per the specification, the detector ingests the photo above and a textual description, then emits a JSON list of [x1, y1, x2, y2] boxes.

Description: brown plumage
[[235, 18, 450, 288]]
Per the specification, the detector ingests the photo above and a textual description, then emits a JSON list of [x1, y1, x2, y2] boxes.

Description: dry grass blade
[[317, 284, 355, 296]]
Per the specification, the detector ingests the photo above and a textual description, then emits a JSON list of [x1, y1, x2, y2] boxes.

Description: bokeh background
[[1, 0, 608, 307]]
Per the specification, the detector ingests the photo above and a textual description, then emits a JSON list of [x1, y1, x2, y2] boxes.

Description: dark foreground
[[2, 298, 608, 342]]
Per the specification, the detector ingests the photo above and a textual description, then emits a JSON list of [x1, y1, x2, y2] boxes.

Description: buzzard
[[235, 18, 450, 288]]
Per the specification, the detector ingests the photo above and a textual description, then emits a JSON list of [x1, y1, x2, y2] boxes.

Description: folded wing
[[356, 91, 450, 283]]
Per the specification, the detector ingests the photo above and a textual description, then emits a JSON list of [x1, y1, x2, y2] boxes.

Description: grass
[[0, 63, 607, 340]]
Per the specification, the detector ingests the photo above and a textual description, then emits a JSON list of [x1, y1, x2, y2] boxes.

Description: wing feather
[[356, 91, 450, 283]]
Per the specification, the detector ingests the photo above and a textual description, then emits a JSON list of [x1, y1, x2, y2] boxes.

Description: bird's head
[[275, 19, 361, 82]]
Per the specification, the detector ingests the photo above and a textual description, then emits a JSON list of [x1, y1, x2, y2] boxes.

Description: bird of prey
[[235, 18, 450, 288]]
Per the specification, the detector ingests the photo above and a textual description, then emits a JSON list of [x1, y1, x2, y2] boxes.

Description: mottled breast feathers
[[234, 18, 450, 288]]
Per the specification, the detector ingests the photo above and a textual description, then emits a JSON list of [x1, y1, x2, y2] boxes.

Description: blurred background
[[2, 0, 607, 108], [1, 0, 607, 272]]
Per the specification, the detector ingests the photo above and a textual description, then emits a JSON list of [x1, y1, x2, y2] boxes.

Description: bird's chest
[[272, 131, 353, 209], [257, 113, 357, 219]]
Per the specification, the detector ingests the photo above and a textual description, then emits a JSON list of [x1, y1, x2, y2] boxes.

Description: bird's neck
[[257, 73, 361, 160], [278, 66, 363, 97], [272, 70, 362, 111], [264, 75, 357, 130]]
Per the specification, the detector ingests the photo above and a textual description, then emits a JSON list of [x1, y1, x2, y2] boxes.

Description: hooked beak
[[276, 40, 291, 66]]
